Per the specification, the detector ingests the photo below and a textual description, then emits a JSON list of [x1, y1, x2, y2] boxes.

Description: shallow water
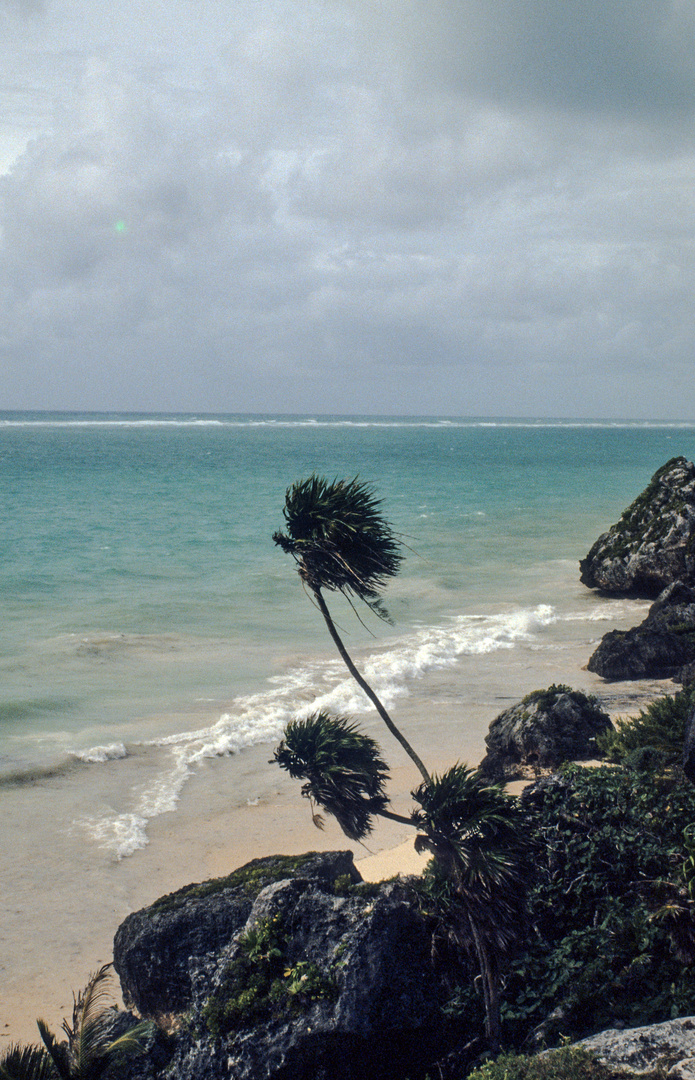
[[2, 413, 694, 860]]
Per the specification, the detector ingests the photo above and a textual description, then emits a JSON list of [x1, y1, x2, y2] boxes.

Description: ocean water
[[3, 412, 695, 860]]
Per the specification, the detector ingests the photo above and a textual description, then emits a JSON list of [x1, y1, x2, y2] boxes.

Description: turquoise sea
[[3, 412, 695, 860]]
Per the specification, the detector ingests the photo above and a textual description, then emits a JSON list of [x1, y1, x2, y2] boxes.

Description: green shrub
[[597, 686, 695, 768], [465, 1044, 667, 1080], [501, 764, 695, 1042]]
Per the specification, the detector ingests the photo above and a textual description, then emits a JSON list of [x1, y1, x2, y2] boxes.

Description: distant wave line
[[2, 415, 695, 431]]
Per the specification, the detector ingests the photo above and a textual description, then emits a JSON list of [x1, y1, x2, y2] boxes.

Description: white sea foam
[[78, 603, 558, 858], [72, 743, 127, 763]]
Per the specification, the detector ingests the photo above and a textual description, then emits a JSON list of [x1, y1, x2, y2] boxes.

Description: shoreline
[[1, 667, 675, 1047]]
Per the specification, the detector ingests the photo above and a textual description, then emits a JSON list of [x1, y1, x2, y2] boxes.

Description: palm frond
[[412, 764, 529, 942], [273, 475, 403, 620], [36, 1024, 70, 1080], [0, 1044, 58, 1080], [38, 966, 148, 1080], [273, 712, 390, 840]]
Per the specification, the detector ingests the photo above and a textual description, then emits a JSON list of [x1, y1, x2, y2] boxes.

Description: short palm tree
[[411, 765, 529, 1049], [0, 1046, 56, 1080], [273, 475, 429, 782], [1, 965, 148, 1080]]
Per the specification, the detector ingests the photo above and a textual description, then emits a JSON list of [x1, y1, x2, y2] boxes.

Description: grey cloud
[[357, 0, 695, 119], [1, 0, 695, 417]]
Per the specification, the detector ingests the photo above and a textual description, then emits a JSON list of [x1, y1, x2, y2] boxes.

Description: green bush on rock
[[597, 686, 695, 769], [502, 764, 695, 1042], [465, 1044, 667, 1080]]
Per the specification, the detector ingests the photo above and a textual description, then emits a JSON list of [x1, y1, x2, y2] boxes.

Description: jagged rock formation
[[113, 851, 359, 1019], [580, 457, 695, 598], [587, 582, 695, 681], [113, 851, 453, 1080], [477, 685, 613, 780], [579, 1016, 695, 1075]]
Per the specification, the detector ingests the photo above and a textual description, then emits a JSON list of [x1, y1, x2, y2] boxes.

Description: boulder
[[587, 581, 695, 681], [113, 850, 359, 1018], [478, 685, 613, 780], [114, 851, 453, 1080], [580, 457, 695, 598], [579, 1016, 695, 1074]]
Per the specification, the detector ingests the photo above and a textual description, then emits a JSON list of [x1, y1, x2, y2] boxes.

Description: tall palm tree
[[273, 475, 430, 782], [273, 477, 529, 1048]]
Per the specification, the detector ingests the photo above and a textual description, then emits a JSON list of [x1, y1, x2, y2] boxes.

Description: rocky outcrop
[[114, 851, 454, 1080], [587, 582, 695, 681], [579, 1016, 695, 1074], [580, 457, 695, 598], [113, 851, 358, 1019], [478, 685, 613, 780]]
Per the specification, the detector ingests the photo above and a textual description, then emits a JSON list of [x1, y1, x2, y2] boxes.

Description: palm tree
[[38, 964, 148, 1080], [273, 715, 527, 1047], [0, 965, 149, 1080], [411, 764, 529, 1049], [273, 475, 430, 782], [272, 477, 529, 1048]]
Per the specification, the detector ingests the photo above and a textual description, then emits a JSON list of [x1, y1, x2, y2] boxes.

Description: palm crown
[[272, 475, 403, 621], [273, 712, 390, 841]]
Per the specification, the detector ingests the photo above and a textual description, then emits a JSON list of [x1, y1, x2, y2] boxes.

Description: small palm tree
[[411, 765, 529, 1049], [273, 715, 527, 1048], [273, 475, 429, 782], [0, 965, 149, 1080], [0, 1045, 57, 1080]]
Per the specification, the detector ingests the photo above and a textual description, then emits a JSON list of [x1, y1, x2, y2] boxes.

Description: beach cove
[[2, 414, 695, 1041]]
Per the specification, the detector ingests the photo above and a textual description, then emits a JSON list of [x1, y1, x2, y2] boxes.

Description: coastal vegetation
[[0, 965, 148, 1080], [272, 475, 533, 1046], [272, 474, 695, 1062]]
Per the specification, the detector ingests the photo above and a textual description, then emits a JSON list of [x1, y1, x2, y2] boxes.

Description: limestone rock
[[114, 851, 451, 1080], [580, 457, 695, 598], [113, 850, 359, 1019], [587, 581, 695, 681], [579, 1016, 695, 1074], [478, 685, 613, 780]]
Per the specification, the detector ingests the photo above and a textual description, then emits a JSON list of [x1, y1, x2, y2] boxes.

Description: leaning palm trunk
[[312, 589, 430, 782], [273, 475, 430, 783]]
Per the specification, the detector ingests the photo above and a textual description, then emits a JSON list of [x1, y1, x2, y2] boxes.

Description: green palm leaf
[[38, 966, 148, 1080], [273, 712, 390, 840], [0, 1045, 57, 1080], [412, 765, 529, 949], [272, 475, 402, 620]]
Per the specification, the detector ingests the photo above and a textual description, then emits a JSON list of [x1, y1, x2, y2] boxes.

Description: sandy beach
[[1, 662, 675, 1049], [0, 749, 437, 1047]]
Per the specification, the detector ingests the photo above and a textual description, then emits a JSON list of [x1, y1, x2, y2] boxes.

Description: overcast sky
[[1, 0, 694, 418]]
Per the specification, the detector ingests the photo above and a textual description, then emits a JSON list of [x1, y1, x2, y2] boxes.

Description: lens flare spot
[[114, 219, 127, 234]]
